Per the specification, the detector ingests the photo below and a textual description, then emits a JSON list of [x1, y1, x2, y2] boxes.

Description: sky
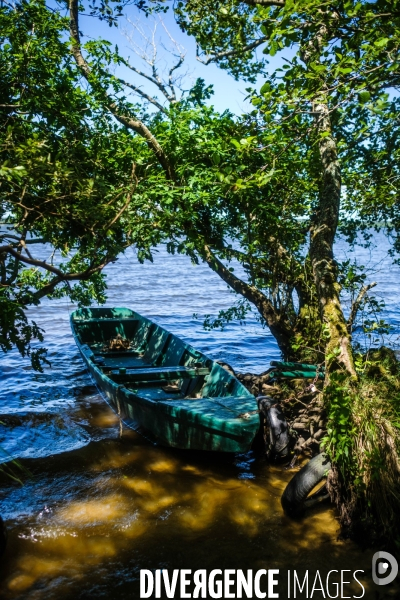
[[77, 4, 269, 115]]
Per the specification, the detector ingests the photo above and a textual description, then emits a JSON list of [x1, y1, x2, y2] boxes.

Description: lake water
[[0, 233, 399, 599]]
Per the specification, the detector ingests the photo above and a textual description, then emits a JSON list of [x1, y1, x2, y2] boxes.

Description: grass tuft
[[326, 348, 400, 546]]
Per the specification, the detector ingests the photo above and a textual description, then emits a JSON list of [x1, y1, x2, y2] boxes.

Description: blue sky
[[78, 5, 268, 115]]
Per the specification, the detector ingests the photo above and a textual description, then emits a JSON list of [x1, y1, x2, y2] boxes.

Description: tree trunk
[[309, 100, 356, 379]]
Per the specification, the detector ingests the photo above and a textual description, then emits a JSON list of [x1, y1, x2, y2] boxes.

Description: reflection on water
[[1, 402, 399, 599], [0, 408, 392, 600], [1, 238, 400, 598]]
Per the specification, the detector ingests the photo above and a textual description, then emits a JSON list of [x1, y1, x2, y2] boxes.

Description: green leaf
[[359, 91, 370, 103], [260, 82, 271, 94], [374, 38, 389, 47]]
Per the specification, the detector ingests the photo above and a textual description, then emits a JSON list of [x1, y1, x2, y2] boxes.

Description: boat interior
[[73, 311, 247, 402]]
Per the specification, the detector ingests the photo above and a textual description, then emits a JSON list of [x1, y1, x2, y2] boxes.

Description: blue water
[[1, 234, 399, 461]]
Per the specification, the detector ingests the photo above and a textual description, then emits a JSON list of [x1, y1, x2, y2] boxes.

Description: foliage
[[323, 348, 400, 542], [0, 0, 168, 368], [165, 0, 400, 248], [199, 298, 253, 331], [163, 1, 400, 358], [3, 0, 400, 369]]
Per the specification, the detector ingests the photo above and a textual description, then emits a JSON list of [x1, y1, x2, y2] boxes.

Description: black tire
[[258, 396, 290, 459], [281, 453, 331, 516]]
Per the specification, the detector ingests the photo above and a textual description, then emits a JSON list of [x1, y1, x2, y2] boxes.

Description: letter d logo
[[372, 551, 398, 586]]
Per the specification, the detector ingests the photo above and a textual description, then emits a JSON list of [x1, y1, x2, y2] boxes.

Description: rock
[[294, 436, 306, 453], [309, 408, 323, 416], [292, 422, 310, 431], [236, 369, 323, 462], [261, 384, 277, 394]]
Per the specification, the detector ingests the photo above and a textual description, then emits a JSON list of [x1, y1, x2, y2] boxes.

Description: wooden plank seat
[[160, 396, 256, 417], [110, 365, 210, 383], [75, 318, 140, 323], [93, 356, 152, 370]]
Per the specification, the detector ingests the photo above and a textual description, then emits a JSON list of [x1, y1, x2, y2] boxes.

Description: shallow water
[[1, 236, 400, 599]]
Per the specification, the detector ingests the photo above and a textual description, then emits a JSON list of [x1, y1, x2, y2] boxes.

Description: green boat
[[70, 307, 260, 452]]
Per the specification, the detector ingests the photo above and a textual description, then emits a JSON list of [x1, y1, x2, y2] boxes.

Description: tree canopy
[[3, 0, 399, 367]]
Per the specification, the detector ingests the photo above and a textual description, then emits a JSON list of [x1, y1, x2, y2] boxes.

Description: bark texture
[[309, 100, 356, 378]]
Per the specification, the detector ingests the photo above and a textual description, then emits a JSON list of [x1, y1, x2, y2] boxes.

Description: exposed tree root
[[236, 371, 326, 460]]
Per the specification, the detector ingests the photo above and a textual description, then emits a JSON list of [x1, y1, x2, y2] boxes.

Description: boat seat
[[110, 365, 210, 383], [93, 356, 152, 370], [74, 318, 140, 323]]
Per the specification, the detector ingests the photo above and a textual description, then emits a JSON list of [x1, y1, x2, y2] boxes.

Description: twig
[[196, 36, 268, 66], [104, 163, 138, 231], [118, 79, 168, 113]]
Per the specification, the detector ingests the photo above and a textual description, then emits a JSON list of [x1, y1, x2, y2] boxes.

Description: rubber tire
[[281, 453, 331, 516], [258, 396, 290, 459]]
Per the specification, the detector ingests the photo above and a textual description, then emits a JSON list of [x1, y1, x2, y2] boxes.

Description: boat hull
[[71, 307, 260, 452]]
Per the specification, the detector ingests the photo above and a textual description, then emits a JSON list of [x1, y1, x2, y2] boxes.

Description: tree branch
[[196, 36, 268, 65], [347, 282, 377, 332], [202, 245, 292, 351], [118, 78, 168, 114], [212, 235, 300, 284], [103, 163, 138, 231], [0, 234, 44, 244], [161, 22, 186, 102], [167, 56, 184, 101], [123, 61, 166, 93], [68, 0, 175, 181], [242, 0, 285, 6], [123, 58, 179, 104], [122, 17, 185, 104], [0, 245, 112, 283], [29, 255, 115, 303]]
